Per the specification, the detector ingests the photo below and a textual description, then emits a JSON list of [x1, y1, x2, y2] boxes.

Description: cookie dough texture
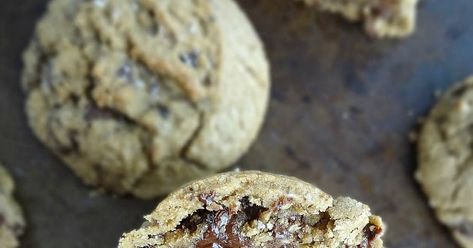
[[22, 0, 269, 198], [0, 165, 26, 248], [417, 77, 473, 248], [119, 171, 384, 247], [302, 0, 419, 38]]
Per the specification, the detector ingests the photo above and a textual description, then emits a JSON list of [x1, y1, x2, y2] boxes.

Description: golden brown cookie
[[119, 171, 384, 247], [22, 0, 270, 198], [0, 165, 26, 248], [302, 0, 419, 38], [417, 77, 473, 248]]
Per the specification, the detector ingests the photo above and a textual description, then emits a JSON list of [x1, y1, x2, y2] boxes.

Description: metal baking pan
[[1, 0, 472, 247]]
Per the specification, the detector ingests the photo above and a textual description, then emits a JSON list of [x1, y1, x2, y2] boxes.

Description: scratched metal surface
[[1, 0, 472, 247]]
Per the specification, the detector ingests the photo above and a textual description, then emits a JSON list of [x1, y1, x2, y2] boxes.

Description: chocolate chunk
[[196, 210, 248, 248], [271, 196, 293, 211], [355, 223, 383, 248], [272, 223, 291, 240], [117, 62, 159, 90], [177, 196, 268, 248], [117, 63, 144, 88], [369, 1, 394, 19], [203, 75, 212, 87], [70, 94, 80, 104], [452, 85, 469, 97], [41, 62, 54, 86], [178, 209, 209, 233], [240, 196, 266, 221], [117, 63, 133, 82], [143, 8, 160, 35], [149, 22, 159, 36], [314, 212, 331, 231], [157, 105, 170, 119], [457, 221, 473, 237], [198, 191, 217, 207], [179, 51, 199, 68], [196, 197, 267, 247], [67, 130, 79, 153]]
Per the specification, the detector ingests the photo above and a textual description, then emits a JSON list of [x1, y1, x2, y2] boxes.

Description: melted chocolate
[[314, 212, 331, 231], [196, 210, 248, 248], [354, 223, 382, 248], [177, 196, 267, 248], [174, 196, 382, 247], [175, 192, 384, 248]]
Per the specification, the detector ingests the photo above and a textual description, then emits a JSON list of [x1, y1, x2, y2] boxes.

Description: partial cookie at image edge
[[301, 0, 419, 38], [416, 76, 473, 248], [0, 164, 26, 248]]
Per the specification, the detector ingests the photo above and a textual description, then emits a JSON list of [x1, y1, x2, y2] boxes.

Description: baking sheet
[[1, 0, 473, 247]]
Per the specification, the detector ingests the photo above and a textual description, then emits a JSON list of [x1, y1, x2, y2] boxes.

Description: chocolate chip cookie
[[417, 77, 473, 248], [0, 165, 26, 248], [301, 0, 419, 38], [119, 171, 384, 247], [22, 0, 270, 198]]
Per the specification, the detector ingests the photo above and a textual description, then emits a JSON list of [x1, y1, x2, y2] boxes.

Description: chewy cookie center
[[177, 196, 267, 247], [161, 194, 383, 247]]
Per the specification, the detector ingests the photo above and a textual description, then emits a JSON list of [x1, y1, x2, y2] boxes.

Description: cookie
[[301, 0, 419, 38], [416, 77, 473, 248], [0, 165, 26, 248], [119, 171, 384, 247], [22, 0, 270, 198]]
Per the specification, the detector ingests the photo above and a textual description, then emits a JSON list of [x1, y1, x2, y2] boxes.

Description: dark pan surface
[[1, 0, 472, 247]]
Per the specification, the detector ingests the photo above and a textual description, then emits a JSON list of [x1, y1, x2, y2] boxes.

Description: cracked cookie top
[[0, 165, 26, 248], [119, 171, 384, 248], [22, 0, 269, 198], [417, 77, 473, 248]]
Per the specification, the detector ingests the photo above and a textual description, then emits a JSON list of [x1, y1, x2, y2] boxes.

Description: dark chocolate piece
[[457, 221, 473, 237], [451, 85, 469, 97], [179, 51, 199, 68], [354, 223, 383, 248], [178, 196, 267, 248]]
